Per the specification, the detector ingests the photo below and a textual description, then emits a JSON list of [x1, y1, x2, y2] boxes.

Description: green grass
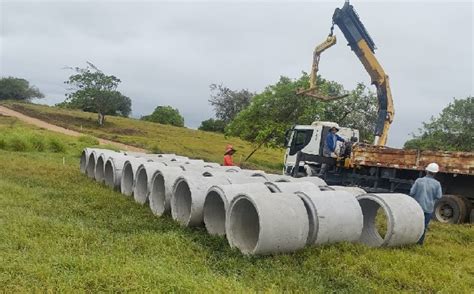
[[0, 116, 473, 292], [1, 101, 285, 172]]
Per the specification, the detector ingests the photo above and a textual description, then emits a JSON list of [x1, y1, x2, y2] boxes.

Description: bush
[[78, 135, 99, 146], [0, 138, 6, 150], [198, 118, 226, 133], [30, 136, 46, 152], [150, 144, 162, 154], [141, 106, 184, 127], [9, 136, 29, 152], [49, 138, 66, 153]]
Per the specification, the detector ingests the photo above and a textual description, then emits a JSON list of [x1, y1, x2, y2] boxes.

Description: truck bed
[[351, 144, 474, 175]]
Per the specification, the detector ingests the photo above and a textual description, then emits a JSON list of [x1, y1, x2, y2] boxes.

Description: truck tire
[[461, 197, 472, 223], [433, 195, 467, 224]]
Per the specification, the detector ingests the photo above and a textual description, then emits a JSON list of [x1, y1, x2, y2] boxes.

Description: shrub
[[78, 135, 99, 146], [49, 138, 66, 153], [30, 136, 46, 152], [150, 144, 162, 154], [0, 137, 6, 150], [9, 136, 29, 152]]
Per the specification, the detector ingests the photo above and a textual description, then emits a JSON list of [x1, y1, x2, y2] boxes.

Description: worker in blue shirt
[[410, 162, 443, 245], [318, 126, 346, 176]]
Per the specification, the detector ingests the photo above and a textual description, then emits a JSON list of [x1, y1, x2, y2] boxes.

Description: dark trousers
[[417, 212, 432, 245]]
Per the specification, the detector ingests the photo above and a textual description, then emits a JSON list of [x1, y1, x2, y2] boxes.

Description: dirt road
[[0, 105, 146, 152]]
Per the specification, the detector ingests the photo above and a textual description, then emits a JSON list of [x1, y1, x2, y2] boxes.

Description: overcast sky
[[1, 0, 472, 147]]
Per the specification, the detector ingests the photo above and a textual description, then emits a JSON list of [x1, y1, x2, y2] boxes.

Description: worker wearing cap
[[319, 126, 346, 176], [223, 144, 236, 166], [409, 162, 443, 245]]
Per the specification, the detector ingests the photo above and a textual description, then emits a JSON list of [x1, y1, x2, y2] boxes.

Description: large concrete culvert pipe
[[171, 174, 232, 227], [104, 155, 130, 190], [133, 162, 168, 205], [295, 190, 363, 245], [203, 183, 272, 236], [149, 166, 188, 216], [227, 193, 309, 255], [265, 181, 320, 194], [291, 176, 327, 187], [86, 151, 99, 179], [356, 193, 424, 247], [327, 186, 366, 197], [120, 158, 153, 197]]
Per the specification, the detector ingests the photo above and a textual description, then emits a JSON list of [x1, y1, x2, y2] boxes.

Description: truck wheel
[[433, 195, 467, 224]]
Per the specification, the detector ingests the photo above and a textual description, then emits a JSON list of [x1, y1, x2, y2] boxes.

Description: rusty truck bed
[[351, 144, 474, 175]]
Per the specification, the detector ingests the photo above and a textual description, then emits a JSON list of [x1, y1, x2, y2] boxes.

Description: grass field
[[1, 101, 284, 173], [0, 114, 473, 292]]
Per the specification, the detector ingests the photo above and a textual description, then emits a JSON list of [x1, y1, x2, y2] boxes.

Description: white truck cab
[[283, 121, 359, 175]]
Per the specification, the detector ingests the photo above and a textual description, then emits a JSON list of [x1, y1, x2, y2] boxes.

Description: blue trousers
[[417, 212, 432, 245]]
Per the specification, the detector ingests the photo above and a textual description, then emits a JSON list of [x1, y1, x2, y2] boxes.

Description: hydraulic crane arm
[[297, 35, 348, 101], [332, 1, 394, 146]]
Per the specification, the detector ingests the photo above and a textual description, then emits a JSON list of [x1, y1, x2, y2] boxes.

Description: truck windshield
[[289, 129, 314, 156]]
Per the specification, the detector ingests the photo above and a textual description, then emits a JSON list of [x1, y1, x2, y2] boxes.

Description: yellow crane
[[299, 1, 394, 146]]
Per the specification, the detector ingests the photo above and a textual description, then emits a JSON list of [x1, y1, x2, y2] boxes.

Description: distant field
[[0, 115, 473, 292], [1, 101, 284, 173]]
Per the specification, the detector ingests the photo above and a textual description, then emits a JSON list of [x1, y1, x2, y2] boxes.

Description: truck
[[285, 2, 474, 224], [283, 121, 474, 224]]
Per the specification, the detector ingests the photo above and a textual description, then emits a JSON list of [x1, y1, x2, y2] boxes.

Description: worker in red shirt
[[223, 144, 236, 166]]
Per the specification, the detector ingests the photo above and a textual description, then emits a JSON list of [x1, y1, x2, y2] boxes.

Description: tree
[[209, 84, 254, 123], [0, 77, 44, 101], [226, 73, 378, 161], [404, 97, 473, 152], [61, 62, 131, 126], [141, 105, 184, 127], [198, 118, 226, 133]]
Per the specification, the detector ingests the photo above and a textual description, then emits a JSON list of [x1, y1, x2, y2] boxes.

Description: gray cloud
[[1, 0, 472, 147]]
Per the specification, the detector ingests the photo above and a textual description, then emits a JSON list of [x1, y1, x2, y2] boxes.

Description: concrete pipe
[[95, 151, 120, 183], [227, 192, 309, 255], [149, 166, 186, 216], [86, 150, 100, 179], [203, 183, 271, 236], [330, 186, 366, 197], [291, 176, 327, 187], [201, 170, 267, 185], [133, 162, 168, 205], [215, 166, 241, 172], [120, 157, 153, 196], [265, 181, 319, 194], [295, 190, 363, 245], [104, 154, 130, 190], [262, 174, 293, 182], [356, 193, 424, 247], [171, 174, 232, 227]]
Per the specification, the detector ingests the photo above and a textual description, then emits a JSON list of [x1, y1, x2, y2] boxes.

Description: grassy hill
[[0, 114, 473, 292], [1, 101, 284, 173]]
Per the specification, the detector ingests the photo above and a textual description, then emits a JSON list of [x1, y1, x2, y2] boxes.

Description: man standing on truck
[[409, 163, 443, 245], [318, 126, 346, 176]]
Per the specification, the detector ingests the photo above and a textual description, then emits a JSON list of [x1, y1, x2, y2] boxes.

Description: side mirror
[[284, 129, 291, 147]]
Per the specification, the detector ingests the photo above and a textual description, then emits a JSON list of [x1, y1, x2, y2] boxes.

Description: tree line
[[0, 63, 472, 153]]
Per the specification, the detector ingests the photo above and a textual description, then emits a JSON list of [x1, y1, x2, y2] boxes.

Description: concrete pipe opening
[[228, 197, 260, 253], [120, 161, 135, 196], [356, 193, 424, 247], [104, 160, 115, 188], [203, 190, 227, 236], [150, 173, 166, 216], [134, 166, 149, 205], [86, 152, 97, 178], [95, 155, 106, 182], [172, 179, 192, 226], [264, 181, 319, 194], [80, 150, 88, 174]]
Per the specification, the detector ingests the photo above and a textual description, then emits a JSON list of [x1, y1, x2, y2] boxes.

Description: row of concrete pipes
[[81, 148, 425, 255]]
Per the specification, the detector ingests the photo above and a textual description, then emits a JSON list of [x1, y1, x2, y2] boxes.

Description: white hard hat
[[426, 162, 439, 173]]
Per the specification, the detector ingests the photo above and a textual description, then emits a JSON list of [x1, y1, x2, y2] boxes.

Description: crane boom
[[332, 1, 394, 146]]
